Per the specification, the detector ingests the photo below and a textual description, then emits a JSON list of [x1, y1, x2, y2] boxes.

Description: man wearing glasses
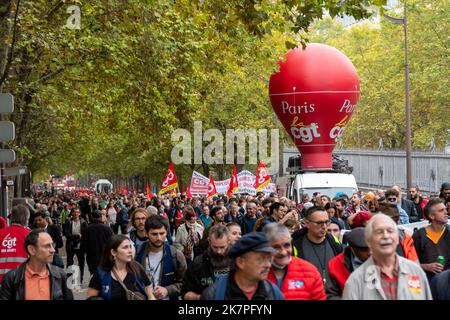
[[292, 206, 343, 284], [0, 229, 73, 300], [392, 185, 419, 223], [384, 189, 410, 225]]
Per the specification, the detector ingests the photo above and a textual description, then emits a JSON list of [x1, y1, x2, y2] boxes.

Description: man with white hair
[[264, 223, 326, 300], [342, 214, 432, 300]]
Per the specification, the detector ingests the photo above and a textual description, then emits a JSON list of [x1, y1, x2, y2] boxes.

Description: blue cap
[[228, 232, 277, 259]]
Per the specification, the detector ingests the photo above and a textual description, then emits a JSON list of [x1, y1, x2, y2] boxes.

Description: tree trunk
[[0, 0, 13, 90]]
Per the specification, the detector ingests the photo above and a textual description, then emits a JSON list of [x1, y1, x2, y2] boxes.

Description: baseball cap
[[228, 232, 277, 259]]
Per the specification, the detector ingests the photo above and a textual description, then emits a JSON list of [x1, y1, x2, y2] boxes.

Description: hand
[[184, 291, 201, 300], [422, 263, 444, 274], [153, 285, 168, 299]]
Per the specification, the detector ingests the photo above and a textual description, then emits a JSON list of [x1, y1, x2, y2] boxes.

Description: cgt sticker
[[407, 275, 422, 294], [288, 280, 305, 290]]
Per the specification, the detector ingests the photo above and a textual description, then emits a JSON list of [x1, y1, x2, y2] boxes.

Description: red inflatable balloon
[[269, 43, 360, 170]]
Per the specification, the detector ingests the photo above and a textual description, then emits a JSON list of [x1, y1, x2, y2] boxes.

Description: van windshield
[[300, 187, 357, 199]]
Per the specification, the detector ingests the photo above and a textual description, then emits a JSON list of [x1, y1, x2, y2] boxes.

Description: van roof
[[296, 172, 357, 188]]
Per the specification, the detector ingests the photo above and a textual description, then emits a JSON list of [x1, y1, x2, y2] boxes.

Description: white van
[[94, 179, 113, 194], [287, 172, 358, 203]]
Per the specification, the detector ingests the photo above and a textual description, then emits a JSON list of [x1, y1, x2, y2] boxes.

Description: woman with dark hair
[[325, 203, 346, 231], [87, 234, 155, 300]]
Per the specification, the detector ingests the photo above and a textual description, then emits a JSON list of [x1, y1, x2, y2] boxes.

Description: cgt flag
[[254, 161, 271, 192], [159, 162, 178, 194], [227, 165, 239, 197], [207, 176, 218, 199]]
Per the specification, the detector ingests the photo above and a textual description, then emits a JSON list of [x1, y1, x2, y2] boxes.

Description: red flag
[[117, 181, 121, 194], [254, 161, 271, 192], [123, 184, 128, 196], [159, 162, 178, 194], [181, 184, 185, 194], [227, 165, 239, 197], [146, 181, 154, 199], [186, 186, 192, 199], [207, 176, 218, 199]]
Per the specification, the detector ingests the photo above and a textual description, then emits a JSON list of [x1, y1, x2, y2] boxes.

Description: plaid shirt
[[379, 257, 399, 300]]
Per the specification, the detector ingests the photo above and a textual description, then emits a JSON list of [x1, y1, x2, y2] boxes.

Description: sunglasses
[[387, 198, 397, 202]]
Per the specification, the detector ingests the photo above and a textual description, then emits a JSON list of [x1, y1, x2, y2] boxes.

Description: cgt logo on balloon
[[269, 43, 360, 170]]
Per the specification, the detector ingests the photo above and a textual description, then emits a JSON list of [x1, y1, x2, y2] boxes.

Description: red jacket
[[0, 225, 30, 282], [267, 256, 326, 300], [0, 217, 6, 229], [327, 252, 350, 296]]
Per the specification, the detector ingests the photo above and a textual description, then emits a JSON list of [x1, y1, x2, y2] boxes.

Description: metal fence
[[282, 146, 450, 194]]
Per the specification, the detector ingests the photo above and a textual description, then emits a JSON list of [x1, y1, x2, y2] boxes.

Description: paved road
[[60, 243, 90, 300]]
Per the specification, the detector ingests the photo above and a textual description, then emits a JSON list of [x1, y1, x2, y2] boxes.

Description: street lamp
[[384, 0, 412, 190]]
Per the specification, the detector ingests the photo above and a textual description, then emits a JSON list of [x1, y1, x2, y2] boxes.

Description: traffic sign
[[0, 121, 15, 142], [0, 149, 16, 163], [0, 93, 14, 113], [6, 180, 14, 186], [3, 166, 27, 176]]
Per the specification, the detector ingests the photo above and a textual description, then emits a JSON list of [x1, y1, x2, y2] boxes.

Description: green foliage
[[308, 0, 449, 149], [9, 0, 445, 184]]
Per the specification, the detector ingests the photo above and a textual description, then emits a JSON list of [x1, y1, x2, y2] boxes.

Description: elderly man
[[200, 232, 284, 300], [264, 223, 326, 300], [342, 214, 432, 300]]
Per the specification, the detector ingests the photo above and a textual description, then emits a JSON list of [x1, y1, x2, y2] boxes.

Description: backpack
[[97, 266, 147, 300], [418, 225, 450, 255], [213, 275, 284, 300], [253, 216, 269, 232]]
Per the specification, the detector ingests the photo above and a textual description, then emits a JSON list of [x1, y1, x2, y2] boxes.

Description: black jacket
[[65, 218, 88, 252], [291, 228, 343, 259], [401, 198, 419, 223], [181, 251, 232, 297], [81, 220, 113, 267], [46, 224, 63, 253], [0, 261, 73, 300], [430, 269, 450, 300], [200, 271, 282, 300]]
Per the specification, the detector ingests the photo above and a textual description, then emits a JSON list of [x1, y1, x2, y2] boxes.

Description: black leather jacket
[[0, 261, 73, 300]]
